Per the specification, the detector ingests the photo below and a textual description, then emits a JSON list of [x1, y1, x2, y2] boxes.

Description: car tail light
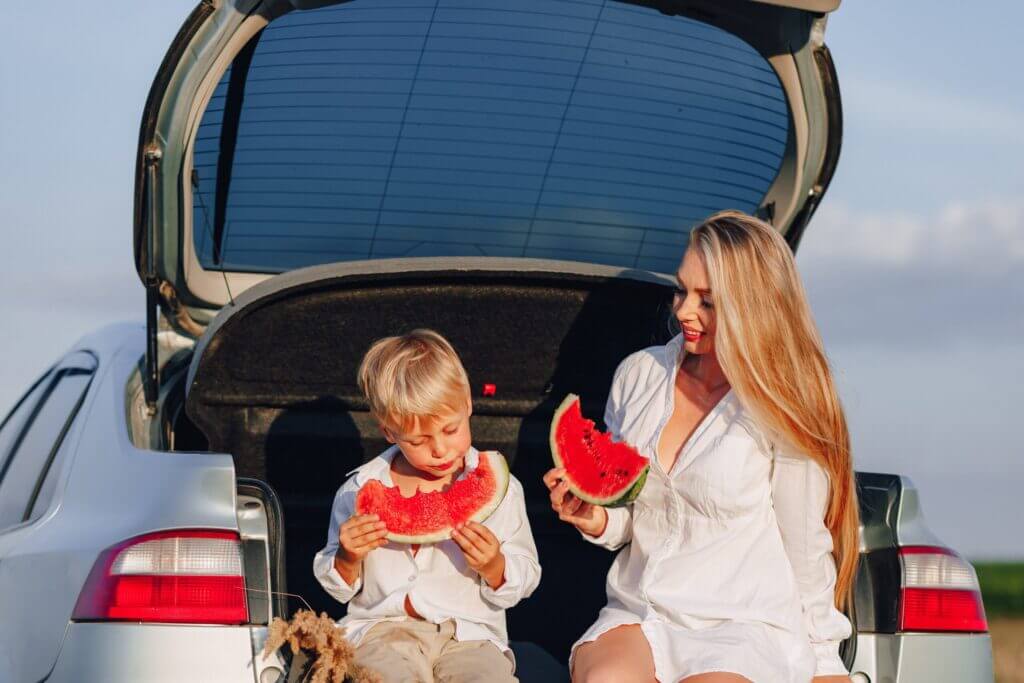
[[73, 530, 248, 624], [898, 545, 987, 633]]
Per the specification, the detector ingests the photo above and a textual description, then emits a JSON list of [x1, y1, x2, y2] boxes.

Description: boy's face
[[383, 398, 473, 479]]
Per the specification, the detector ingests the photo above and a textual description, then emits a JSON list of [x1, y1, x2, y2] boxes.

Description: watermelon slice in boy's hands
[[354, 450, 510, 544], [549, 394, 648, 507]]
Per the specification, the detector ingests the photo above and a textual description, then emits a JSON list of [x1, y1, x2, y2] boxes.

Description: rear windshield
[[191, 0, 789, 274]]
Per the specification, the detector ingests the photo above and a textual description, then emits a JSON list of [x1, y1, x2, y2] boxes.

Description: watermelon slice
[[354, 450, 510, 544], [550, 394, 648, 507]]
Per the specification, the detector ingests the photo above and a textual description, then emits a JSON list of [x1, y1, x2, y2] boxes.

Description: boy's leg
[[352, 620, 434, 683], [433, 623, 517, 683]]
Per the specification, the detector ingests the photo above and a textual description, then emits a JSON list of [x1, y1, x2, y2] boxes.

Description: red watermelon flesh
[[354, 450, 510, 544], [550, 394, 648, 507]]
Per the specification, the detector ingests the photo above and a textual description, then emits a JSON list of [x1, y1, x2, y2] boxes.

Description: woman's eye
[[673, 287, 686, 298], [701, 299, 714, 309]]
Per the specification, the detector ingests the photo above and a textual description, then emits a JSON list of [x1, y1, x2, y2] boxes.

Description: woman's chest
[[636, 425, 772, 522]]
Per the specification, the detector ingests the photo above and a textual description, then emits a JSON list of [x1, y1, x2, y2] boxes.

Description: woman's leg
[[571, 624, 657, 683]]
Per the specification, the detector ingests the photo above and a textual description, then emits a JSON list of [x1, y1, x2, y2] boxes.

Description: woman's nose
[[675, 297, 696, 320]]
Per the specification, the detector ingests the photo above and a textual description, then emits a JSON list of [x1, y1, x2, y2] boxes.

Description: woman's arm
[[547, 356, 636, 548], [771, 446, 853, 680]]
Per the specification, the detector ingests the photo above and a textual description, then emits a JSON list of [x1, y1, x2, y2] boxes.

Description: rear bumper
[[47, 623, 260, 682], [851, 633, 994, 682]]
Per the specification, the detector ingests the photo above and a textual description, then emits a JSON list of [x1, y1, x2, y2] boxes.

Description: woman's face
[[673, 248, 717, 355]]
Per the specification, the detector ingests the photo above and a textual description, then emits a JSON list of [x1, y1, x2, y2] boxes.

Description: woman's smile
[[682, 325, 703, 342]]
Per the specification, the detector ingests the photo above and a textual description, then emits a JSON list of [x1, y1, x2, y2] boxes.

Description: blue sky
[[1, 1, 1021, 559]]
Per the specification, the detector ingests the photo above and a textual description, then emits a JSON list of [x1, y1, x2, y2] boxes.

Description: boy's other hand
[[335, 514, 388, 584], [452, 521, 505, 589], [543, 467, 608, 538]]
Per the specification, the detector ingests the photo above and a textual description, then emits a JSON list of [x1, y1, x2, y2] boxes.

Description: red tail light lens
[[73, 530, 248, 625], [899, 546, 988, 633]]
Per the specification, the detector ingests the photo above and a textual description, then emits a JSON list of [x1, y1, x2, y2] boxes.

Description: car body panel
[[47, 623, 256, 683], [851, 633, 994, 683], [0, 324, 241, 682]]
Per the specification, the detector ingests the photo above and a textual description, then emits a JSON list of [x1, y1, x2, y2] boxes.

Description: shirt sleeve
[[770, 446, 853, 677], [578, 355, 634, 550], [312, 479, 363, 604], [480, 476, 542, 609]]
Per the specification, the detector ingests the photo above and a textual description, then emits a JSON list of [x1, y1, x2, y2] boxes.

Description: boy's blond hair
[[357, 329, 471, 433]]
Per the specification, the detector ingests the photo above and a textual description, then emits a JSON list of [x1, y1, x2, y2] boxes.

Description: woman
[[544, 210, 858, 683]]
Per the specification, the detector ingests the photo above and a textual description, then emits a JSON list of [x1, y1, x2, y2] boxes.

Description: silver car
[[0, 0, 994, 681]]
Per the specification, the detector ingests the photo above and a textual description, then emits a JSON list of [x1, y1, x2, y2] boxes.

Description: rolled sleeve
[[578, 506, 633, 551], [312, 482, 363, 604], [313, 553, 363, 603], [480, 477, 542, 609], [771, 447, 852, 677]]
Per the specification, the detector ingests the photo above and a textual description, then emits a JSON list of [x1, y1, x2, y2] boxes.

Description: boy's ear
[[465, 396, 473, 418], [380, 423, 397, 444]]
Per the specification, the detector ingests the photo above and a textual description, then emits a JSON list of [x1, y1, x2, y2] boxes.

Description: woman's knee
[[572, 629, 656, 683], [574, 663, 638, 683]]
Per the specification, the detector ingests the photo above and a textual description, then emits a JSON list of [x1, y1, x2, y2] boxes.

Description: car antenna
[[192, 169, 237, 307]]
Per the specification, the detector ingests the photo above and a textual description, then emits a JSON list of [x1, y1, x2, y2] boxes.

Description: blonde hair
[[357, 329, 471, 433], [689, 210, 859, 610]]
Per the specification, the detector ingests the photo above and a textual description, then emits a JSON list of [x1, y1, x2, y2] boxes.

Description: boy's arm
[[479, 476, 542, 609], [312, 483, 363, 604]]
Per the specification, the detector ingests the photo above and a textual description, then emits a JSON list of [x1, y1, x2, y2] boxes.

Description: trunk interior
[[172, 268, 677, 660]]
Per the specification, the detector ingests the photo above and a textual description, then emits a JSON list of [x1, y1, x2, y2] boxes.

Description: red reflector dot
[[482, 383, 496, 397]]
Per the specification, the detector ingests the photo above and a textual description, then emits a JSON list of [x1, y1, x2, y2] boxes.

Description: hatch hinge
[[142, 144, 163, 415]]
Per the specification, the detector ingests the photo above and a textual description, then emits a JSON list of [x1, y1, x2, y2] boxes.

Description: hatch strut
[[142, 145, 162, 415]]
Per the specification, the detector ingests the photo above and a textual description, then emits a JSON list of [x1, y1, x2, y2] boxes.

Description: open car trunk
[[179, 259, 677, 660]]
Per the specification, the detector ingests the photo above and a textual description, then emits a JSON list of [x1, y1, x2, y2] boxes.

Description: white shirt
[[313, 446, 541, 660], [583, 335, 852, 678]]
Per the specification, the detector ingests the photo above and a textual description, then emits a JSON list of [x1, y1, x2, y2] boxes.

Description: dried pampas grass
[[263, 609, 380, 683]]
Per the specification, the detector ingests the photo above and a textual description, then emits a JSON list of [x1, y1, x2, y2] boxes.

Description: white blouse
[[313, 446, 541, 662], [576, 335, 851, 680]]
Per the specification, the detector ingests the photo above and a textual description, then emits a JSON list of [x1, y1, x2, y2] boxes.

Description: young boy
[[313, 329, 541, 682]]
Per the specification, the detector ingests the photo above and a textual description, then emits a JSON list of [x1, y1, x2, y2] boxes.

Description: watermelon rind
[[549, 393, 648, 508], [358, 450, 510, 545]]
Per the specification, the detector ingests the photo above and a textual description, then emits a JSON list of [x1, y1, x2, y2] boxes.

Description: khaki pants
[[353, 619, 517, 683]]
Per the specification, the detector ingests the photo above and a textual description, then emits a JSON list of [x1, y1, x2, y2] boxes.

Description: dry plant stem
[[263, 609, 381, 683]]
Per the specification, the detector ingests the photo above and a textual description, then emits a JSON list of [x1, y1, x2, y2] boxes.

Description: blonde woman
[[544, 211, 857, 683]]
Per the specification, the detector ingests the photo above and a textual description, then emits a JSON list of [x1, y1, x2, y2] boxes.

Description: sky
[[1, 1, 1021, 559]]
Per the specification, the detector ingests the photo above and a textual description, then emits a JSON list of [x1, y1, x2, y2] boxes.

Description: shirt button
[[409, 575, 416, 582]]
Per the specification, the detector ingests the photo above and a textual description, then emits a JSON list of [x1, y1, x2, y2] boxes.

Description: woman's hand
[[543, 467, 608, 537], [334, 514, 388, 584], [452, 521, 506, 589]]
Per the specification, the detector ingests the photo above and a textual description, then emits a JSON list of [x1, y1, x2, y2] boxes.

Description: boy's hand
[[452, 521, 506, 589], [334, 514, 388, 584], [543, 468, 608, 538]]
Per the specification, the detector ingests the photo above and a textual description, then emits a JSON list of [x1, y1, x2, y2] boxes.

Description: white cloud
[[797, 198, 1024, 349], [799, 198, 1024, 271]]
